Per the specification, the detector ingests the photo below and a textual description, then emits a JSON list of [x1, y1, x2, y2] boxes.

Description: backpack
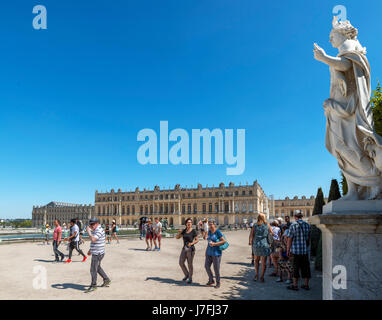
[[115, 225, 119, 232]]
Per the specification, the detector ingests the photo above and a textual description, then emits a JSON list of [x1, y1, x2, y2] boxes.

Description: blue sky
[[1, 0, 381, 218]]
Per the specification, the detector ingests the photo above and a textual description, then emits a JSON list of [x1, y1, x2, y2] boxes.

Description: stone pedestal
[[309, 201, 382, 300]]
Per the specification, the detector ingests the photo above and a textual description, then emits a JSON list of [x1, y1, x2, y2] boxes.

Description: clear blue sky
[[1, 0, 381, 218]]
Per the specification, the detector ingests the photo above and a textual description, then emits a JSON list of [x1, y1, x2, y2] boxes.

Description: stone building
[[32, 202, 94, 228], [272, 196, 326, 219], [94, 181, 269, 227]]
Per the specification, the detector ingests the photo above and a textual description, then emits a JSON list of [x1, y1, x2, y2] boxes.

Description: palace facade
[[273, 196, 325, 219], [94, 181, 269, 227], [32, 202, 94, 228]]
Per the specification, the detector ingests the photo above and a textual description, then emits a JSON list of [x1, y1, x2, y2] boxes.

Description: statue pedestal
[[309, 201, 382, 300]]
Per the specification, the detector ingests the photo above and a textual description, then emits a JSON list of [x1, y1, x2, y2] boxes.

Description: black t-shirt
[[181, 229, 197, 249]]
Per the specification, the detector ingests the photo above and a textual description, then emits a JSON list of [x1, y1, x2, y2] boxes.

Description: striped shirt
[[90, 225, 106, 255]]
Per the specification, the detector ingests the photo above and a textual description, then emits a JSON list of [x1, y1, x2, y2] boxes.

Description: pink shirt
[[53, 226, 62, 242]]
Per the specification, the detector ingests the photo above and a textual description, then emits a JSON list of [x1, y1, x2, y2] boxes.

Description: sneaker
[[215, 283, 221, 289], [285, 279, 292, 284], [154, 246, 158, 250], [206, 281, 215, 286], [60, 255, 65, 262], [276, 278, 283, 282], [182, 276, 188, 282], [187, 279, 193, 284], [64, 259, 72, 263], [157, 248, 160, 251], [101, 280, 111, 287], [146, 247, 149, 251], [84, 286, 97, 293], [82, 256, 87, 262]]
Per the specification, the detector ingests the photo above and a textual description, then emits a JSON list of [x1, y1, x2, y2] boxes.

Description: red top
[[53, 226, 62, 242]]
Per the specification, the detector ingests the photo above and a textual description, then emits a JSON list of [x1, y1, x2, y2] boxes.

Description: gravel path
[[0, 230, 322, 300]]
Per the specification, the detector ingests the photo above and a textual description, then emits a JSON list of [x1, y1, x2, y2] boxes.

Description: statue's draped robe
[[324, 50, 382, 198]]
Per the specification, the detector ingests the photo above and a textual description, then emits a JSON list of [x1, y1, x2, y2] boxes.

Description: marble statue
[[314, 17, 382, 200]]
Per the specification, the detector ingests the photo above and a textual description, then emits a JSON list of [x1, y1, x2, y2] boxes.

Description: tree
[[371, 80, 382, 136], [312, 187, 325, 216], [328, 179, 341, 202], [340, 172, 348, 196], [315, 234, 323, 271], [311, 187, 325, 257]]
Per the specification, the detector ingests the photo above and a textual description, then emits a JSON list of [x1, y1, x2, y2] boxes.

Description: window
[[209, 203, 212, 212], [193, 204, 197, 213], [188, 204, 191, 213], [202, 203, 206, 213]]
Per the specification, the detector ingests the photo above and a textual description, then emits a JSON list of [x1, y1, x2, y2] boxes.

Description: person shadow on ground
[[51, 283, 88, 291], [145, 277, 203, 287]]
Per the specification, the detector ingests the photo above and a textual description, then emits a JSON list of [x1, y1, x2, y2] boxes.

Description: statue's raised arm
[[314, 17, 382, 200]]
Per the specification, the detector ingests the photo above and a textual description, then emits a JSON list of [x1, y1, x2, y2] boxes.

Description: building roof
[[43, 202, 82, 208]]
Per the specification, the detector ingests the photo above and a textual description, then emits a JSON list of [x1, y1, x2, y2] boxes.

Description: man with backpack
[[64, 219, 87, 263], [286, 211, 311, 291]]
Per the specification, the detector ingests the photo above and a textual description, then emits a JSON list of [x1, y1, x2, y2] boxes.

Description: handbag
[[219, 234, 229, 251]]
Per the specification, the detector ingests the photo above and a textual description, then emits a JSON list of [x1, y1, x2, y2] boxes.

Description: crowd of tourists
[[46, 209, 311, 293], [249, 212, 311, 291]]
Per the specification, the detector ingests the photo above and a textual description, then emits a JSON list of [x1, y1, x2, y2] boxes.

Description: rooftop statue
[[314, 17, 382, 200]]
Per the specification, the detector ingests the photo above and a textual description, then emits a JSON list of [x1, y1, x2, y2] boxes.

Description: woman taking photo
[[203, 219, 226, 289], [249, 213, 273, 282], [176, 218, 198, 284]]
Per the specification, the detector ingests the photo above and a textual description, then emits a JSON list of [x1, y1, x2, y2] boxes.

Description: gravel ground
[[0, 230, 322, 300]]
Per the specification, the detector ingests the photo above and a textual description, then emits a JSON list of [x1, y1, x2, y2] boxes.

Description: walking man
[[64, 219, 87, 263], [52, 219, 65, 262], [286, 211, 311, 291], [85, 218, 111, 293]]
